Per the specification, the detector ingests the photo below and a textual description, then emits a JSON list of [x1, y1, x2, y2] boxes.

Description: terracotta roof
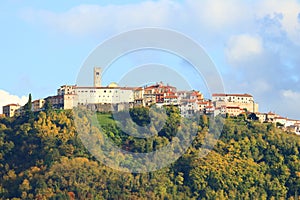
[[145, 84, 176, 90], [226, 106, 241, 109], [165, 95, 177, 99], [75, 86, 118, 89], [134, 87, 143, 91], [198, 102, 209, 105], [73, 86, 139, 90], [274, 117, 287, 120], [32, 99, 41, 103], [46, 95, 64, 99], [212, 93, 253, 97], [4, 104, 19, 107], [255, 112, 267, 115]]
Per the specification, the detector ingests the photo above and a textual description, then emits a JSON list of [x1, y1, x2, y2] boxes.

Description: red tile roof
[[198, 102, 209, 105], [226, 106, 241, 109], [4, 104, 19, 107], [165, 95, 177, 99], [274, 117, 286, 120], [212, 93, 253, 97]]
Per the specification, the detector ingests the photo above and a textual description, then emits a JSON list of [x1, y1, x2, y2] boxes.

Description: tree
[[43, 99, 53, 114], [24, 94, 32, 111], [248, 113, 258, 121], [22, 93, 33, 119], [199, 115, 208, 128]]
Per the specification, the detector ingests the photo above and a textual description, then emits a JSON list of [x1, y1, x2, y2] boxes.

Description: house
[[57, 85, 76, 95], [133, 87, 144, 106], [205, 105, 215, 115], [255, 112, 268, 123], [177, 90, 203, 102], [164, 95, 178, 106], [45, 95, 64, 109], [212, 93, 258, 113], [285, 119, 299, 127], [273, 117, 287, 126], [198, 101, 210, 112], [266, 112, 279, 122], [224, 106, 244, 116], [3, 104, 21, 117], [212, 93, 254, 104], [32, 99, 45, 112], [179, 99, 198, 118], [144, 82, 177, 106]]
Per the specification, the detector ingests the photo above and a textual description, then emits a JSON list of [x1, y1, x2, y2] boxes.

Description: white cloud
[[225, 34, 264, 64], [20, 0, 300, 42], [0, 90, 28, 114], [275, 89, 300, 119], [21, 1, 180, 36], [19, 0, 300, 119], [281, 89, 300, 100], [256, 0, 300, 45], [186, 0, 251, 30], [20, 0, 255, 37]]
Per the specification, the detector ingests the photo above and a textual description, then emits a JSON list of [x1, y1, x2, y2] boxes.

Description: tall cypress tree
[[23, 93, 33, 119], [24, 93, 32, 111], [27, 93, 32, 111]]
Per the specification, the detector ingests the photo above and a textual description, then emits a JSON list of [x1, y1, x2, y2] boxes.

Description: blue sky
[[1, 0, 300, 119]]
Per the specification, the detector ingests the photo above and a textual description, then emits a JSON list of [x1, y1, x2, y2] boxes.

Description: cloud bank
[[0, 90, 28, 114]]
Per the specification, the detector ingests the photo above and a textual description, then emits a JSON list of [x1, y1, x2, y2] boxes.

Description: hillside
[[0, 108, 300, 199]]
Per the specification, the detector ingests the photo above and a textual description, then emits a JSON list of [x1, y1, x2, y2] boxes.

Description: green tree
[[24, 93, 32, 111], [43, 99, 53, 114]]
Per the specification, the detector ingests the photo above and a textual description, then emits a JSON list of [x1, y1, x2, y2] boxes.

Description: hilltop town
[[3, 67, 300, 135]]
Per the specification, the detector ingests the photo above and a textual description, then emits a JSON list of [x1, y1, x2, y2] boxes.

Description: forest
[[0, 104, 300, 200]]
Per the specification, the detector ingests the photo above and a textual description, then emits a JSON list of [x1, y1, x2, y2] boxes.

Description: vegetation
[[0, 107, 300, 199]]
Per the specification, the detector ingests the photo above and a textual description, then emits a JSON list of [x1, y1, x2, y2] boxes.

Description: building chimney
[[94, 67, 101, 87]]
